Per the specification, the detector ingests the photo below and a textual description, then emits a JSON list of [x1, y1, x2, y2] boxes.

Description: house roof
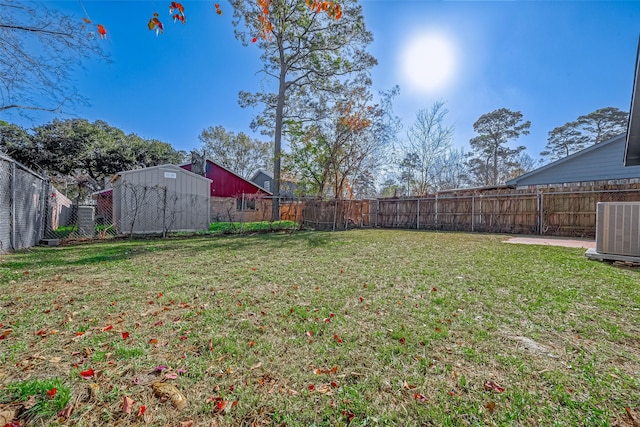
[[625, 36, 640, 166], [506, 133, 640, 186], [179, 159, 273, 195], [250, 169, 273, 182]]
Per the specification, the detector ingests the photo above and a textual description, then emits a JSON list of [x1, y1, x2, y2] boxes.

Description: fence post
[[539, 192, 544, 235], [10, 161, 16, 250], [376, 199, 379, 227], [416, 198, 420, 229], [241, 193, 245, 233], [395, 200, 399, 228], [471, 195, 475, 232], [435, 194, 439, 229], [332, 199, 338, 231]]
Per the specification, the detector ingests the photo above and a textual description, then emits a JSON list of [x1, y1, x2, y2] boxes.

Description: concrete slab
[[585, 247, 640, 263], [505, 236, 595, 249]]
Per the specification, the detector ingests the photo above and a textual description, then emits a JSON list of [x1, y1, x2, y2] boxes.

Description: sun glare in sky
[[399, 31, 458, 94]]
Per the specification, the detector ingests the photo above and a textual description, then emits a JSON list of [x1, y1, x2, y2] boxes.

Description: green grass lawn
[[0, 229, 638, 426]]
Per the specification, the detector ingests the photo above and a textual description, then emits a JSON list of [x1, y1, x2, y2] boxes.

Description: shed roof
[[116, 164, 211, 183]]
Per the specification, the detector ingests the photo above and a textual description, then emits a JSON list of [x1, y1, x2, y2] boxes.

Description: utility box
[[77, 206, 96, 237], [595, 202, 640, 257]]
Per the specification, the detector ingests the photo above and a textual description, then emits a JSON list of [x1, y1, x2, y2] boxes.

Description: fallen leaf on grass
[[250, 362, 262, 371], [152, 380, 187, 410], [483, 380, 505, 393], [484, 401, 496, 414], [165, 373, 178, 380], [58, 402, 74, 419], [180, 421, 194, 427], [80, 368, 94, 379], [403, 380, 417, 390], [0, 408, 17, 425], [0, 329, 12, 340], [89, 383, 100, 399], [47, 387, 57, 398], [414, 393, 428, 402], [138, 405, 146, 416], [342, 410, 355, 423], [122, 331, 130, 339], [102, 325, 113, 331], [122, 395, 134, 413]]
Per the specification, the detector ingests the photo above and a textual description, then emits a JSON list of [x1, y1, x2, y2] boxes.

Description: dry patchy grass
[[0, 229, 639, 426]]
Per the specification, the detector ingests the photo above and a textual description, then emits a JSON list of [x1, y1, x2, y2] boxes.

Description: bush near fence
[[300, 183, 640, 237]]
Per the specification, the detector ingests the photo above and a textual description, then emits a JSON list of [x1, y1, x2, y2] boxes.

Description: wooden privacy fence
[[297, 185, 640, 237]]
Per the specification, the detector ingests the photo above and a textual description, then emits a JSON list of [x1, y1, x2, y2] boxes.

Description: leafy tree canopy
[[198, 125, 272, 179], [467, 108, 530, 186], [0, 119, 185, 188]]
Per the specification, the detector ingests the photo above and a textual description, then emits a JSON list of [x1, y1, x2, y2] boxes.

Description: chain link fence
[[0, 154, 49, 253]]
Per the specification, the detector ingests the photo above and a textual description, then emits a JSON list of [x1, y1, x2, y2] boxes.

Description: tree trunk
[[272, 36, 287, 222]]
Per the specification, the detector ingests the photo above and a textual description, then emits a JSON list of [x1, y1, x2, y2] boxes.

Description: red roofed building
[[180, 159, 272, 222]]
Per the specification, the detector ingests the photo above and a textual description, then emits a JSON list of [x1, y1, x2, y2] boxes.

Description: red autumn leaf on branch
[[96, 24, 107, 39], [214, 3, 223, 15], [47, 387, 57, 398], [148, 13, 164, 35], [82, 17, 92, 24], [169, 1, 185, 14]]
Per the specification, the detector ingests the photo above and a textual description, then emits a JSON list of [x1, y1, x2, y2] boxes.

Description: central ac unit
[[595, 202, 640, 257]]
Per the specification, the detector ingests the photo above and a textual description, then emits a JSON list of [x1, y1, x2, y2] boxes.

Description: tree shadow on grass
[[0, 231, 333, 273]]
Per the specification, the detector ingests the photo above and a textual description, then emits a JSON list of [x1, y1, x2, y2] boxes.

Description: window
[[236, 198, 256, 211], [264, 180, 270, 191]]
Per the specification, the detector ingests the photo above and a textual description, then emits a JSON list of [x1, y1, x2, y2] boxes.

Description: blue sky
[[5, 1, 640, 161]]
